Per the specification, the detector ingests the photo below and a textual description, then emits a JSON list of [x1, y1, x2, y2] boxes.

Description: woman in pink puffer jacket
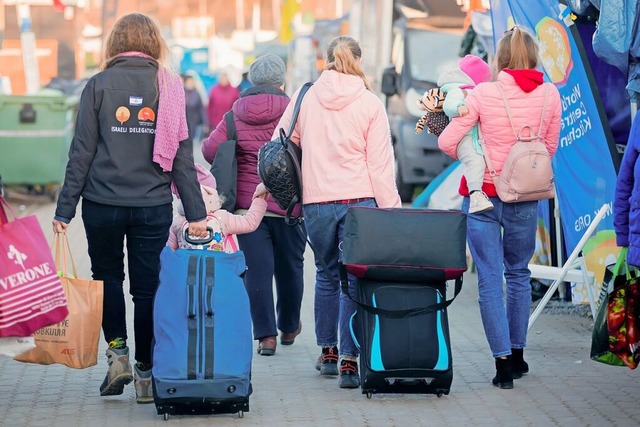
[[438, 26, 562, 390]]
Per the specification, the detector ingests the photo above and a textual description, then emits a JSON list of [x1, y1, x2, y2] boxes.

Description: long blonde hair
[[101, 13, 169, 70], [493, 26, 539, 75], [325, 36, 371, 91]]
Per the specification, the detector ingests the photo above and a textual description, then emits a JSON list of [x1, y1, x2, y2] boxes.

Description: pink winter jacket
[[273, 70, 401, 208], [438, 71, 562, 188]]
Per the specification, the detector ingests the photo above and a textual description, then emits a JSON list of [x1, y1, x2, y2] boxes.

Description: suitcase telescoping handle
[[183, 227, 215, 245], [338, 265, 462, 319]]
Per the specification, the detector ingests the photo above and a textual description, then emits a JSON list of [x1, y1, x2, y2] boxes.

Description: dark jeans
[[237, 216, 306, 340], [82, 199, 172, 364]]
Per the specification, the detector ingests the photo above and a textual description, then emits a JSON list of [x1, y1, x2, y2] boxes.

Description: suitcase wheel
[[238, 410, 244, 419], [366, 392, 372, 399], [163, 413, 170, 421]]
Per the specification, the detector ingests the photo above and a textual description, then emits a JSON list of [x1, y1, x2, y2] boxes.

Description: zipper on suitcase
[[186, 255, 198, 380], [204, 256, 215, 379], [187, 254, 218, 380], [197, 256, 205, 378]]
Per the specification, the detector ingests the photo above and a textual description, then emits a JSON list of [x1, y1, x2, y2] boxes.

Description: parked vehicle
[[381, 16, 464, 201]]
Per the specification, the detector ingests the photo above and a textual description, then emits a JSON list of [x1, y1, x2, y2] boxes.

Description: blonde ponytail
[[326, 36, 371, 91], [494, 26, 539, 74]]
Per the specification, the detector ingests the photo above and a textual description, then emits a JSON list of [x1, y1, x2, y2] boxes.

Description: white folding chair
[[527, 203, 609, 331]]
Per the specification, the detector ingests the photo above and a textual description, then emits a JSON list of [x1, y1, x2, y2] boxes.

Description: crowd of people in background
[[49, 7, 567, 406]]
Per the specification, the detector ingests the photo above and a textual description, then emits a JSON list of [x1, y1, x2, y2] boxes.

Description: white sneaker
[[469, 191, 494, 214]]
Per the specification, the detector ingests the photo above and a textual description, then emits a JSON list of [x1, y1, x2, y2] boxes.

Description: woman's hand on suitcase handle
[[52, 219, 69, 234], [188, 219, 209, 238]]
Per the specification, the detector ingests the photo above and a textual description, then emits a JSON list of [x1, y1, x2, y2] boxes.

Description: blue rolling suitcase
[[152, 246, 252, 420]]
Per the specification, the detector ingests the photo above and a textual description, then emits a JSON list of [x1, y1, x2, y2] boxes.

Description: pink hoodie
[[273, 70, 401, 208], [438, 70, 562, 192]]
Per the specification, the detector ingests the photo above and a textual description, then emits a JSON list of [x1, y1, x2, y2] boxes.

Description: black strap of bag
[[339, 264, 462, 318], [282, 82, 313, 225], [286, 82, 313, 139], [296, 224, 462, 319], [225, 111, 236, 141]]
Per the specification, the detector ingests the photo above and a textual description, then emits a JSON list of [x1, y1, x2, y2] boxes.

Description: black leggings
[[82, 199, 172, 364]]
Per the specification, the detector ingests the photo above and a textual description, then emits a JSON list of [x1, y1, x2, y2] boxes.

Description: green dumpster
[[0, 91, 79, 186]]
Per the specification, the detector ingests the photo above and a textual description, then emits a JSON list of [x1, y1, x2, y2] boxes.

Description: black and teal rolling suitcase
[[342, 207, 467, 398], [152, 246, 252, 420], [352, 278, 460, 398]]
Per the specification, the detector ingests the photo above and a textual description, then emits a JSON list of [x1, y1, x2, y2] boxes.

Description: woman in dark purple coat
[[202, 54, 305, 356]]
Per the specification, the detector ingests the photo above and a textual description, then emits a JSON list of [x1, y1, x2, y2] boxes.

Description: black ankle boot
[[492, 356, 514, 389], [511, 348, 529, 379]]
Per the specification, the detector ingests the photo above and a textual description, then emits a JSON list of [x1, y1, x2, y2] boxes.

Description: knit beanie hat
[[249, 54, 286, 87], [458, 55, 492, 85]]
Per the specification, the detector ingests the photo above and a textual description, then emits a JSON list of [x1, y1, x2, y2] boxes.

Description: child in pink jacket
[[167, 164, 268, 252]]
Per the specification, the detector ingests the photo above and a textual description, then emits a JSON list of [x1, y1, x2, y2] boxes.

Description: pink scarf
[[116, 52, 188, 172]]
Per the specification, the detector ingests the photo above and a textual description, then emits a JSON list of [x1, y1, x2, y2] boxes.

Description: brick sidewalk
[[0, 200, 638, 427]]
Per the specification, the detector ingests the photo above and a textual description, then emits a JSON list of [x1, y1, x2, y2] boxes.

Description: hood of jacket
[[503, 68, 544, 93], [313, 70, 367, 111], [437, 66, 475, 88], [232, 86, 289, 125]]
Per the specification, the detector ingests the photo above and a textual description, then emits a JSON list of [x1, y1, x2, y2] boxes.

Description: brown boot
[[280, 322, 302, 345], [257, 336, 277, 356]]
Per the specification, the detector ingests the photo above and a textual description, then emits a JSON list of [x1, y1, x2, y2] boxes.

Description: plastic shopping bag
[[15, 233, 103, 369], [591, 248, 640, 368], [0, 196, 68, 337]]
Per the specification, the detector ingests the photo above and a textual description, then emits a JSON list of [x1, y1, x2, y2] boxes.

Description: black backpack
[[258, 82, 312, 225]]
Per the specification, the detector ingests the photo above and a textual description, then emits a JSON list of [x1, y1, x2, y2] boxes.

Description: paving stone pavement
[[1, 199, 639, 427]]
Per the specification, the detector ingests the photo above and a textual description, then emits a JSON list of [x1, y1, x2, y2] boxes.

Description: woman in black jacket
[[52, 13, 207, 404]]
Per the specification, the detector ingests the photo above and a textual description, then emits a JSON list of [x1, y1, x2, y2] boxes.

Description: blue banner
[[489, 0, 617, 256]]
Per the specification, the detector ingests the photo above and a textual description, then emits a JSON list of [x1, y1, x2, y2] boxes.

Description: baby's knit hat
[[458, 55, 492, 85], [194, 163, 216, 188]]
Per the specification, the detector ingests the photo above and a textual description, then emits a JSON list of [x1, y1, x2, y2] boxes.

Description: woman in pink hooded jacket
[[438, 26, 561, 390], [273, 36, 401, 389]]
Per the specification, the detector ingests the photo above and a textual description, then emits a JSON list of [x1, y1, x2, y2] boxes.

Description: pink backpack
[[482, 84, 555, 203]]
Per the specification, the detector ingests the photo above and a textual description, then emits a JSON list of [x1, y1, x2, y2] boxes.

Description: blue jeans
[[82, 199, 173, 364], [303, 199, 377, 357], [462, 196, 538, 358]]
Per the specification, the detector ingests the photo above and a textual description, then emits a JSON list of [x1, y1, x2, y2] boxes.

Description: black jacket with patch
[[56, 56, 206, 222]]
